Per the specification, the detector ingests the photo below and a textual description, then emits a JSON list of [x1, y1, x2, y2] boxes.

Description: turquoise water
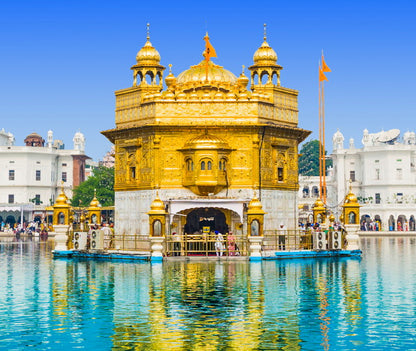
[[0, 237, 415, 350]]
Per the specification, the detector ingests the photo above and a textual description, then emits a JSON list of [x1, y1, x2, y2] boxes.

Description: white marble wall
[[115, 187, 298, 235]]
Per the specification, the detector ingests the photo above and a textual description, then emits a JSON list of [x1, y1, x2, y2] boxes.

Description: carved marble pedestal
[[150, 237, 164, 261], [248, 236, 263, 260], [345, 224, 360, 250], [53, 224, 70, 251]]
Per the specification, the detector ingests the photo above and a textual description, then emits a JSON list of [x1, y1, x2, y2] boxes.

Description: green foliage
[[71, 166, 114, 207], [298, 140, 332, 176]]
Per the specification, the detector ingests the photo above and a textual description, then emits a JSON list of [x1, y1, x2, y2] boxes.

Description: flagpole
[[319, 71, 322, 200], [319, 53, 331, 205], [322, 79, 326, 204]]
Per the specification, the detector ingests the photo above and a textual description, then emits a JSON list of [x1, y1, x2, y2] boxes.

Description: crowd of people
[[0, 220, 50, 238]]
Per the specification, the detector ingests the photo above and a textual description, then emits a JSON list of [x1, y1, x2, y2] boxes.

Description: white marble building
[[328, 128, 416, 231], [0, 130, 89, 225]]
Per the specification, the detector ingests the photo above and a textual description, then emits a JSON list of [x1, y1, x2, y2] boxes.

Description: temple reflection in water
[[49, 257, 363, 349]]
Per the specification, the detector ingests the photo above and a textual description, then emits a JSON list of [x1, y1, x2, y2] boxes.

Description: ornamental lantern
[[247, 197, 266, 236]]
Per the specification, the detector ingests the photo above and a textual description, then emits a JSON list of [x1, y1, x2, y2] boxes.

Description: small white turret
[[349, 138, 355, 149], [47, 130, 53, 148], [332, 129, 344, 151], [7, 132, 15, 146], [73, 131, 85, 152], [404, 131, 415, 145], [362, 128, 370, 146]]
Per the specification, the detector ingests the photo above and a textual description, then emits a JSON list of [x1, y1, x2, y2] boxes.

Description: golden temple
[[102, 25, 310, 251]]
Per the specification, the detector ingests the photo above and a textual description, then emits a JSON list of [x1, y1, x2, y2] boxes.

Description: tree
[[71, 166, 114, 207], [298, 140, 332, 176]]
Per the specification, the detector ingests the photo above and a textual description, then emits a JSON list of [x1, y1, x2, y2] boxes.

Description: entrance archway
[[410, 216, 415, 231], [184, 208, 228, 234], [6, 215, 16, 227]]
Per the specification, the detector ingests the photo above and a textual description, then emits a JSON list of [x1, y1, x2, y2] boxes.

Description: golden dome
[[136, 37, 161, 66], [253, 40, 278, 65], [248, 197, 262, 211], [237, 67, 249, 88], [313, 198, 325, 209], [89, 196, 100, 208], [149, 193, 166, 214], [55, 189, 69, 206], [176, 60, 237, 89], [183, 132, 231, 150], [165, 64, 176, 87], [344, 191, 358, 204], [247, 197, 266, 214]]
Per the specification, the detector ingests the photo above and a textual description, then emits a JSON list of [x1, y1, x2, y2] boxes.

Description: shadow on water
[[0, 237, 415, 350]]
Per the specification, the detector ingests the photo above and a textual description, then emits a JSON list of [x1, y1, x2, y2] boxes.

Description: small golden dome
[[55, 189, 69, 206], [248, 197, 263, 211], [329, 214, 335, 222], [313, 198, 325, 209], [177, 60, 237, 89], [183, 132, 231, 150], [237, 66, 249, 88], [165, 64, 176, 88], [89, 196, 100, 208], [136, 37, 161, 66], [150, 194, 165, 211], [253, 40, 278, 65], [247, 196, 266, 215], [344, 191, 358, 204]]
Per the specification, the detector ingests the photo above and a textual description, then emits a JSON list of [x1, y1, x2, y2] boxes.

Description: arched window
[[348, 212, 356, 224], [201, 161, 205, 170], [272, 72, 279, 85], [252, 72, 259, 85], [219, 158, 226, 171], [410, 216, 415, 231], [261, 72, 269, 85], [207, 161, 212, 170], [58, 212, 65, 224], [187, 159, 193, 171], [251, 220, 260, 236], [389, 215, 395, 231], [153, 220, 162, 236]]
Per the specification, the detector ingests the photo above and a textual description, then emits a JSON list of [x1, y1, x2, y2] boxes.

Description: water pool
[[0, 237, 415, 350]]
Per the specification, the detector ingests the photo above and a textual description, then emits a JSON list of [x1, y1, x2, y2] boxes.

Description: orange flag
[[319, 67, 328, 82], [203, 33, 217, 61], [322, 55, 331, 72]]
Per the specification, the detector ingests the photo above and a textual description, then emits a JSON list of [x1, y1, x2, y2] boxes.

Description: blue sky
[[1, 0, 415, 160]]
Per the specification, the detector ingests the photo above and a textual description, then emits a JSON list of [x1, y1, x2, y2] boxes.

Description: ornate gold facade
[[102, 30, 310, 197]]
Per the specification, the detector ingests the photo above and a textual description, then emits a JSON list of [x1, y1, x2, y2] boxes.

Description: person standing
[[172, 232, 181, 256], [278, 223, 286, 250], [227, 232, 236, 256], [215, 231, 224, 256]]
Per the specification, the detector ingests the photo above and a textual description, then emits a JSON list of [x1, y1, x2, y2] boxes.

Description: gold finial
[[94, 188, 97, 197], [263, 23, 267, 41], [168, 64, 172, 73], [242, 65, 245, 74], [146, 23, 150, 41]]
